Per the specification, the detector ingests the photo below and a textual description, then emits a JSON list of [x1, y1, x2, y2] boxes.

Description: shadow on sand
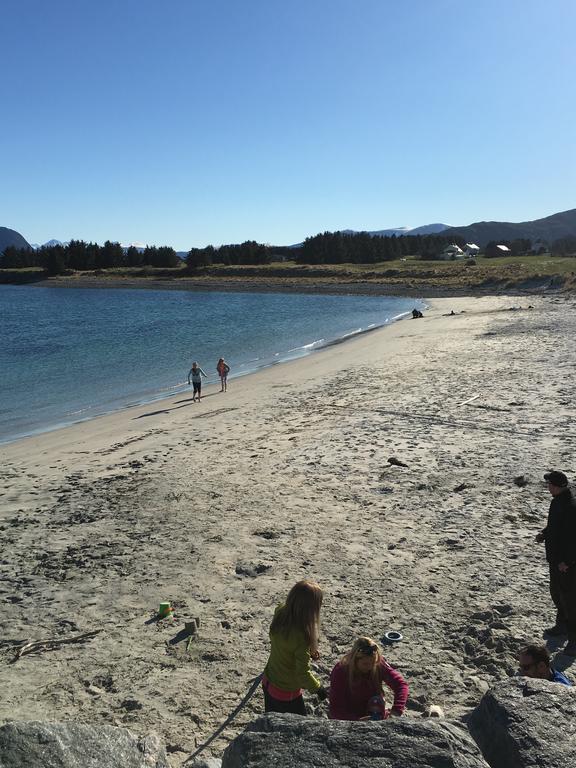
[[134, 391, 222, 420]]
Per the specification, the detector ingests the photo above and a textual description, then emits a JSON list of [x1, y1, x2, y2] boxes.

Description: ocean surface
[[0, 285, 422, 443]]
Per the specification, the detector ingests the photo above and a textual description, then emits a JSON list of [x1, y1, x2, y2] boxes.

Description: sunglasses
[[359, 642, 377, 655]]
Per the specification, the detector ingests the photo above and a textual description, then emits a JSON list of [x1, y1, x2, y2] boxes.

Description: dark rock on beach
[[221, 713, 489, 767], [467, 677, 576, 768], [235, 562, 271, 577], [0, 721, 168, 768]]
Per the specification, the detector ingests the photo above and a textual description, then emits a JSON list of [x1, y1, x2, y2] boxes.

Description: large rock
[[467, 677, 576, 768], [0, 721, 168, 768], [222, 713, 489, 767]]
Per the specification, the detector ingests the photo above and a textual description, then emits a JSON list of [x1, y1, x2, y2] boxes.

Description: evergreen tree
[[126, 246, 144, 267]]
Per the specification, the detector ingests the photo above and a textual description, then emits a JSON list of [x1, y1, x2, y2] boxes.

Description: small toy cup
[[368, 695, 386, 721]]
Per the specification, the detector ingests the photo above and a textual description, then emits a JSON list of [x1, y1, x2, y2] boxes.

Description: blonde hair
[[270, 580, 323, 653], [341, 636, 383, 691]]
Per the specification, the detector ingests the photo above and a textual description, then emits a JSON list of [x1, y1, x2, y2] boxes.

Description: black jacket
[[542, 488, 576, 566]]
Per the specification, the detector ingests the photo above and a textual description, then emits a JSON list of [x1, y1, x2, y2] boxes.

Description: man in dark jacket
[[536, 471, 576, 656]]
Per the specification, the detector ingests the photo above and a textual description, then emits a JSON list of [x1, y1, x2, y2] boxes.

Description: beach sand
[[1, 294, 575, 764]]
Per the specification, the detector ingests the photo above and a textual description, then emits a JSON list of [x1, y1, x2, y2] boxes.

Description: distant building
[[440, 244, 464, 260], [464, 243, 480, 257], [496, 244, 511, 253]]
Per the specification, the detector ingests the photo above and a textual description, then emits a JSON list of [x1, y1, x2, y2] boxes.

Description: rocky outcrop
[[221, 713, 489, 767], [467, 677, 576, 768], [4, 677, 575, 767], [0, 721, 168, 768]]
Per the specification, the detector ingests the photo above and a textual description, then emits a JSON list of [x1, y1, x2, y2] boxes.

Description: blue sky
[[1, 0, 574, 249]]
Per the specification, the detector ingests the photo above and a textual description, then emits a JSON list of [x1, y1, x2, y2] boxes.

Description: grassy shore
[[1, 254, 576, 295]]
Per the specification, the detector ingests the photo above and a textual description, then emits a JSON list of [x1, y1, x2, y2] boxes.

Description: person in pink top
[[216, 358, 230, 392], [329, 636, 409, 720]]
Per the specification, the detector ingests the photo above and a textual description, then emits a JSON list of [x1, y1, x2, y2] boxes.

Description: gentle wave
[[0, 287, 424, 443]]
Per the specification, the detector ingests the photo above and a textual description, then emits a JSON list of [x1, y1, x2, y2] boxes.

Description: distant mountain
[[0, 227, 31, 254], [335, 223, 449, 238], [370, 223, 450, 237], [443, 208, 576, 247], [30, 239, 67, 249], [288, 222, 450, 247]]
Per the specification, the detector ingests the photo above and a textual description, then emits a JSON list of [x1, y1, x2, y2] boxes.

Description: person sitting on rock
[[262, 580, 328, 714], [329, 637, 409, 720], [518, 644, 572, 686]]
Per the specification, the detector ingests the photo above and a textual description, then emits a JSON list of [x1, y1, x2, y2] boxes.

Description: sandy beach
[[1, 293, 575, 764]]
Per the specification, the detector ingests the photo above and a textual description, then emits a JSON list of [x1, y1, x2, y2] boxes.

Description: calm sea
[[0, 285, 422, 443]]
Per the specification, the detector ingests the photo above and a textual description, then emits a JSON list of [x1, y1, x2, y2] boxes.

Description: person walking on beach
[[187, 361, 207, 402], [535, 470, 576, 656], [329, 637, 408, 720], [262, 580, 327, 714], [216, 357, 230, 392], [517, 644, 572, 685]]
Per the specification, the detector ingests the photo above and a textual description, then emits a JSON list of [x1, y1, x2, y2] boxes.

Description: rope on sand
[[183, 674, 263, 765]]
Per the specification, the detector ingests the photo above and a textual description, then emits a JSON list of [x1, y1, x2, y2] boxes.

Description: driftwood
[[8, 629, 101, 663], [457, 394, 480, 407]]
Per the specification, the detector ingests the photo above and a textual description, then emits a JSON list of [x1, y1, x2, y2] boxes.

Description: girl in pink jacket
[[329, 637, 408, 720]]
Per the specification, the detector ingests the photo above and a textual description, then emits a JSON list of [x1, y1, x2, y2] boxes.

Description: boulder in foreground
[[468, 677, 576, 768], [0, 721, 168, 768], [222, 713, 489, 767]]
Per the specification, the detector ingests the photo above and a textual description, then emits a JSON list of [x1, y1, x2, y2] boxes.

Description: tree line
[[3, 232, 576, 275], [186, 240, 293, 269], [549, 236, 576, 255], [0, 240, 180, 274], [185, 233, 471, 269], [296, 231, 467, 264]]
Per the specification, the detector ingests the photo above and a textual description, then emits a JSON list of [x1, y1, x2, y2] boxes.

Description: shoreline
[[3, 273, 563, 297], [0, 294, 464, 464], [0, 301, 419, 447], [2, 293, 575, 765], [0, 291, 544, 464]]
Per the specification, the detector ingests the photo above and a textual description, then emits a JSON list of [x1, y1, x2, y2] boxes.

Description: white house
[[440, 244, 464, 260], [496, 244, 511, 254], [464, 243, 480, 257]]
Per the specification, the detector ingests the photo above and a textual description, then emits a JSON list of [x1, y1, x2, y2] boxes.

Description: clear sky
[[1, 0, 574, 249]]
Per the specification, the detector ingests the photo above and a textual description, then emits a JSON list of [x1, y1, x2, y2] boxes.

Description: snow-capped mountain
[[121, 242, 147, 252], [345, 223, 450, 237], [30, 239, 149, 252], [30, 239, 67, 249]]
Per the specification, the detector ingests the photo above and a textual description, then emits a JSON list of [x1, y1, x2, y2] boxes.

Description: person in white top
[[187, 362, 207, 402]]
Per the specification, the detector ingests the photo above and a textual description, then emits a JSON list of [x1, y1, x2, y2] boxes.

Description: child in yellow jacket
[[262, 580, 327, 714]]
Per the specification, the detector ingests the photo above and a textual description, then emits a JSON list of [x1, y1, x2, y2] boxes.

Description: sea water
[[0, 285, 422, 443]]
